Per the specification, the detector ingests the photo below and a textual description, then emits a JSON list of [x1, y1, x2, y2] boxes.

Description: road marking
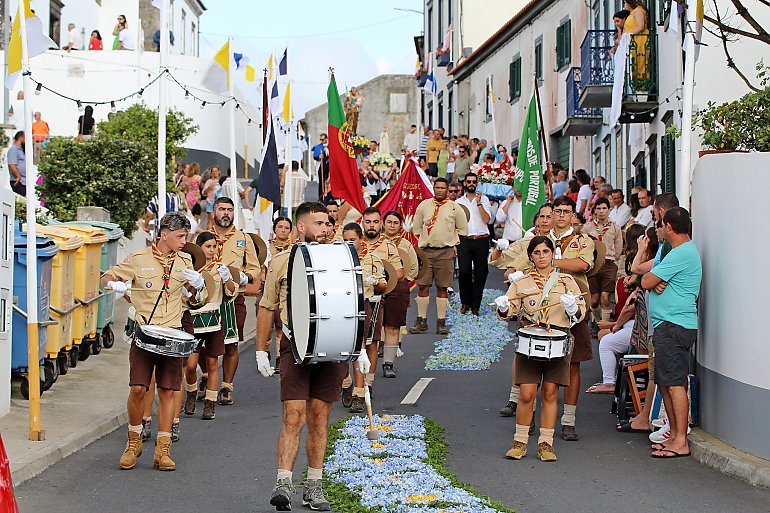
[[400, 377, 434, 405]]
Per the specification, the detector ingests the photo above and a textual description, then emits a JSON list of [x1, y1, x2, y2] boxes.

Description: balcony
[[619, 32, 659, 124], [436, 51, 451, 67], [579, 30, 615, 108], [563, 68, 602, 137]]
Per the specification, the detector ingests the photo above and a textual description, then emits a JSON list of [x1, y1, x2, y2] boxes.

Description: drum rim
[[135, 337, 198, 357], [517, 326, 568, 339], [137, 324, 195, 345]]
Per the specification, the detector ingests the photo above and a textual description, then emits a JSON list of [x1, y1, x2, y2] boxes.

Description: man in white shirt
[[402, 124, 420, 154], [62, 23, 82, 51], [455, 172, 492, 316], [575, 169, 593, 215], [495, 190, 523, 242], [118, 26, 136, 50], [609, 189, 632, 228], [634, 188, 654, 228]]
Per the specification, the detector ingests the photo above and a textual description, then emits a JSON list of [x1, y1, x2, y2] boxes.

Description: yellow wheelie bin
[[33, 225, 83, 371], [50, 224, 108, 361]]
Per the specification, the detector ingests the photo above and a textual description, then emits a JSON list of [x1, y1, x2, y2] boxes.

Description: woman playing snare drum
[[494, 236, 586, 462]]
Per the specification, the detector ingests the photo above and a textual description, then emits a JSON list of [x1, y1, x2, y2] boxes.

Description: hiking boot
[[382, 363, 396, 378], [219, 386, 233, 406], [302, 479, 331, 511], [171, 422, 180, 443], [538, 442, 558, 462], [202, 399, 216, 420], [505, 441, 527, 460], [270, 476, 294, 511], [408, 317, 428, 334], [561, 425, 579, 441], [341, 383, 353, 408], [436, 318, 448, 335], [153, 435, 175, 471], [184, 391, 196, 416], [196, 376, 207, 401], [119, 431, 142, 470], [499, 401, 516, 417], [141, 418, 152, 442], [349, 396, 365, 414]]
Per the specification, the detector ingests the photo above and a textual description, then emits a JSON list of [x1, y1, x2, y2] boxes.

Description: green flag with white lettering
[[513, 94, 545, 234]]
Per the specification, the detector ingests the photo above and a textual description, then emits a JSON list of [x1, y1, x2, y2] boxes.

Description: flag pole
[[283, 46, 293, 221], [679, 3, 697, 204], [157, 0, 169, 222], [262, 68, 268, 142], [533, 75, 553, 201], [18, 0, 44, 441], [227, 35, 240, 228], [488, 75, 498, 148]]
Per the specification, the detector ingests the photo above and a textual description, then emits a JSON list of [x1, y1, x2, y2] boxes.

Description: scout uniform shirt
[[412, 198, 469, 248], [388, 234, 419, 280], [490, 234, 534, 270], [210, 226, 261, 280], [259, 248, 292, 326], [583, 219, 623, 263], [358, 250, 386, 298], [108, 248, 203, 327], [365, 234, 403, 277], [500, 270, 586, 329]]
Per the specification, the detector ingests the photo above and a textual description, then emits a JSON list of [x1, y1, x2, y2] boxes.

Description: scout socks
[[592, 306, 601, 325], [538, 428, 555, 447], [514, 424, 530, 444], [185, 382, 197, 393], [128, 424, 142, 434], [205, 390, 218, 401], [307, 467, 323, 480], [561, 404, 577, 427], [602, 308, 612, 323], [509, 386, 519, 403], [277, 469, 292, 482], [353, 387, 366, 398], [383, 345, 398, 364], [436, 297, 448, 319], [416, 296, 429, 318]]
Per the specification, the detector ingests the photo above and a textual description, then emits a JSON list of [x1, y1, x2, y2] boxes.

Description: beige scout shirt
[[490, 234, 534, 270], [359, 252, 386, 298], [582, 219, 623, 262], [510, 232, 595, 294], [259, 249, 291, 326], [366, 235, 403, 274], [501, 271, 586, 328], [412, 199, 469, 249], [108, 249, 201, 327], [212, 227, 261, 279], [388, 235, 419, 280]]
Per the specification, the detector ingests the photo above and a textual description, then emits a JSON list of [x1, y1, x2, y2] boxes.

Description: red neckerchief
[[359, 240, 369, 258], [210, 225, 236, 263], [426, 199, 448, 235], [592, 219, 612, 241], [151, 243, 176, 298], [367, 234, 386, 253]]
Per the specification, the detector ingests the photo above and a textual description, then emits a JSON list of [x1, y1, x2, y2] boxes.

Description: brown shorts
[[569, 317, 593, 362], [278, 335, 348, 403], [195, 328, 225, 357], [362, 300, 373, 345], [383, 280, 410, 328], [129, 317, 192, 392], [417, 247, 455, 288], [234, 294, 247, 340], [370, 297, 384, 344], [588, 259, 618, 294], [514, 352, 572, 386]]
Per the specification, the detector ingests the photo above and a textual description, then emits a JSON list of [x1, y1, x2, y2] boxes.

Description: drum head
[[182, 243, 206, 271], [381, 260, 399, 294], [139, 324, 195, 344], [287, 244, 312, 362], [414, 247, 429, 280], [518, 326, 567, 338], [586, 236, 607, 278]]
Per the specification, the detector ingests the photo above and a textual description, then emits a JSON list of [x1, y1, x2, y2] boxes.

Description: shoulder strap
[[534, 271, 560, 324]]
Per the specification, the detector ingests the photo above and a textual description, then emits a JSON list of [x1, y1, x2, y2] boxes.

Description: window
[[603, 135, 611, 179], [427, 101, 434, 128], [390, 93, 407, 113], [438, 0, 443, 47], [604, 0, 612, 29], [2, 213, 8, 261], [438, 92, 444, 129], [648, 136, 658, 193], [660, 111, 675, 193], [191, 22, 196, 56], [448, 0, 453, 23], [181, 10, 186, 54], [594, 148, 601, 178], [448, 89, 454, 136], [615, 129, 623, 187], [508, 56, 521, 102], [428, 6, 433, 52], [556, 18, 572, 70], [486, 76, 494, 122], [534, 38, 543, 81]]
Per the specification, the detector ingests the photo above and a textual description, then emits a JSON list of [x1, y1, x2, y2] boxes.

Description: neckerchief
[[426, 199, 448, 235], [359, 240, 369, 258], [210, 225, 237, 263], [367, 234, 386, 253], [151, 243, 176, 298], [592, 219, 612, 241], [550, 227, 574, 260], [530, 268, 554, 327], [387, 229, 406, 248], [272, 239, 291, 254]]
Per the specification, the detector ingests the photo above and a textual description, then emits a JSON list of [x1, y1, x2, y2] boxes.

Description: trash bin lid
[[56, 221, 123, 241], [14, 231, 59, 258], [42, 223, 108, 245], [32, 224, 84, 250]]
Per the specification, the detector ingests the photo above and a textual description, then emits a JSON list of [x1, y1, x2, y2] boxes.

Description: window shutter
[[565, 20, 572, 66], [509, 62, 515, 102]]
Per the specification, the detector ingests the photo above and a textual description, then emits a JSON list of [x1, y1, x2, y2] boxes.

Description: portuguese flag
[[327, 73, 366, 214]]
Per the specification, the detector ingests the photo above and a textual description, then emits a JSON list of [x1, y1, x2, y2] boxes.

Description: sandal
[[586, 383, 615, 394], [616, 422, 650, 433], [651, 449, 691, 459]]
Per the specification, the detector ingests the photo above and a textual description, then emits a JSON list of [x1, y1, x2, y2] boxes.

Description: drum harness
[[131, 258, 176, 343]]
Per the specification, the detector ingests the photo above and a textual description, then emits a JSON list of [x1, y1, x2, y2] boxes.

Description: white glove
[[107, 281, 128, 296], [217, 265, 232, 282], [181, 268, 205, 290], [495, 239, 510, 251], [364, 275, 379, 286], [255, 351, 274, 377], [495, 295, 511, 312], [507, 271, 525, 283], [560, 293, 578, 317], [181, 286, 192, 298], [357, 350, 371, 374], [239, 271, 249, 287], [403, 219, 413, 233]]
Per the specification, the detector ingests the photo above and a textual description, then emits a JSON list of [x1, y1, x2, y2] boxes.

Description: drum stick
[[488, 300, 562, 314], [364, 386, 380, 441]]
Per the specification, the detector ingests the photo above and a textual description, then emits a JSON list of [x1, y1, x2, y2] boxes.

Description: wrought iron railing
[[624, 33, 658, 98], [567, 68, 601, 118], [579, 30, 615, 88]]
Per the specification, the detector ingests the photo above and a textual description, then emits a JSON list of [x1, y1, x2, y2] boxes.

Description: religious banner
[[374, 158, 433, 246]]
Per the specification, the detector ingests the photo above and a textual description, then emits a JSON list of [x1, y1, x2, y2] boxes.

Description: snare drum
[[192, 302, 221, 334], [515, 326, 572, 360], [135, 325, 198, 358], [287, 241, 366, 364]]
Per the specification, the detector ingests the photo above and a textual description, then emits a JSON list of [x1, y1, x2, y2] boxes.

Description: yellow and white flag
[[201, 40, 230, 93], [6, 0, 57, 90], [282, 80, 294, 124]]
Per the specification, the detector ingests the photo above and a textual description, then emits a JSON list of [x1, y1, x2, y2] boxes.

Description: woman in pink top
[[183, 162, 202, 208], [202, 165, 221, 230]]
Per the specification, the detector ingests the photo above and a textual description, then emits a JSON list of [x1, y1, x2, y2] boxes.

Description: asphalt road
[[15, 269, 770, 513]]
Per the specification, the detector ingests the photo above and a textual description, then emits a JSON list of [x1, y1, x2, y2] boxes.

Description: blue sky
[[198, 0, 423, 118]]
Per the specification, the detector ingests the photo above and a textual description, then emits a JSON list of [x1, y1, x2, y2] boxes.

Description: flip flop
[[616, 422, 650, 433], [586, 383, 615, 394], [651, 443, 665, 451], [651, 449, 691, 459]]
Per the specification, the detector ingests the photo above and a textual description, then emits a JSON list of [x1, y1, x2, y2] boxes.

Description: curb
[[11, 334, 255, 486], [689, 428, 770, 488]]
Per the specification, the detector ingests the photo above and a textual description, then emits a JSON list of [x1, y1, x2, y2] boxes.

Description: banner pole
[[533, 75, 553, 200]]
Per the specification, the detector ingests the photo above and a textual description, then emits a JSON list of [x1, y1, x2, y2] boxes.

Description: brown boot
[[153, 436, 176, 471], [183, 391, 196, 416], [202, 399, 216, 420], [409, 317, 428, 334], [119, 431, 142, 470], [436, 318, 448, 335]]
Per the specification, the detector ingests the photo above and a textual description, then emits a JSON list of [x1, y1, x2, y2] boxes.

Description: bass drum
[[287, 241, 366, 364]]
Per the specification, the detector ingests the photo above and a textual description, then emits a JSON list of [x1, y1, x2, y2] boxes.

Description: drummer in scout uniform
[[255, 201, 369, 511], [183, 231, 238, 421], [509, 196, 594, 442], [583, 197, 624, 326], [381, 210, 418, 377], [494, 236, 586, 462], [409, 178, 469, 335], [101, 212, 208, 471], [209, 197, 261, 406], [361, 207, 403, 383], [341, 222, 387, 413]]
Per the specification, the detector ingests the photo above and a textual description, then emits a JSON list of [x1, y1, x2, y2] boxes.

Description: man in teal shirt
[[642, 207, 701, 459]]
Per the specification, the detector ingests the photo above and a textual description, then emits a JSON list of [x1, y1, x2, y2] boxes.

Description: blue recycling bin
[[12, 226, 59, 374]]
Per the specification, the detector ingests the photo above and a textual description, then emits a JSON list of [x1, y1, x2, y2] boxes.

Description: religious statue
[[344, 86, 364, 135]]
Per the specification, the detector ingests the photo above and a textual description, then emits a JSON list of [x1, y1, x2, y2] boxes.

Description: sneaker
[[561, 425, 578, 441], [447, 287, 455, 295], [183, 391, 196, 416], [202, 399, 216, 420], [649, 421, 691, 444], [141, 418, 152, 442], [340, 383, 353, 408], [196, 376, 207, 401], [651, 418, 667, 429], [302, 479, 331, 511], [505, 441, 527, 460], [219, 387, 233, 406], [499, 401, 516, 417], [382, 363, 396, 378], [171, 422, 180, 443], [349, 396, 365, 414], [537, 442, 558, 462], [270, 476, 294, 511]]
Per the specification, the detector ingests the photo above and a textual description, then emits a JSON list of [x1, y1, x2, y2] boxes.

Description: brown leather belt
[[461, 234, 489, 240]]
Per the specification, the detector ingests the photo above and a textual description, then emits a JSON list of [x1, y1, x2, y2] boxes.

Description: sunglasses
[[465, 180, 478, 184]]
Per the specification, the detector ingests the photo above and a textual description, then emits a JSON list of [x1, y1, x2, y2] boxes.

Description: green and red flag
[[513, 94, 546, 234], [327, 73, 366, 214]]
